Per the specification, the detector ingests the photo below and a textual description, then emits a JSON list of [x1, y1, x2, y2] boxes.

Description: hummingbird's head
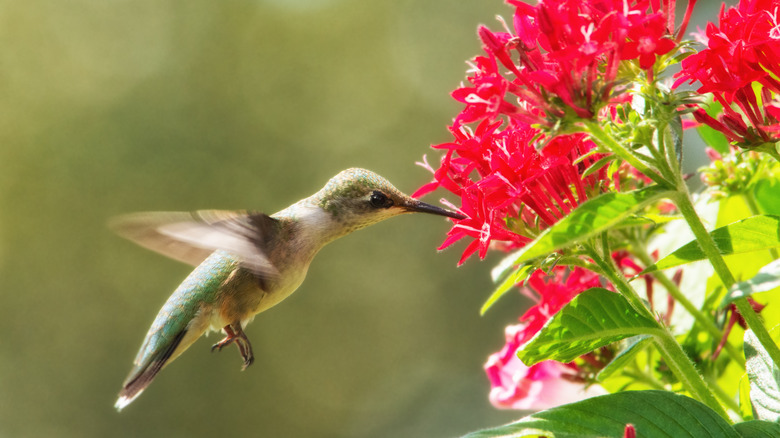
[[314, 168, 465, 233]]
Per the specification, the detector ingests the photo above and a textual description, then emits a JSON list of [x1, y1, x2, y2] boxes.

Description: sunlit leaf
[[596, 335, 652, 382], [615, 214, 681, 229], [480, 265, 534, 315], [461, 390, 738, 438], [721, 259, 780, 308], [754, 179, 780, 215], [518, 288, 661, 366], [509, 185, 670, 265], [745, 329, 780, 422], [642, 215, 780, 273], [491, 249, 528, 283]]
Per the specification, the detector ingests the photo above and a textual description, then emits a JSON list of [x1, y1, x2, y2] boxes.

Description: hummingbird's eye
[[369, 191, 393, 208]]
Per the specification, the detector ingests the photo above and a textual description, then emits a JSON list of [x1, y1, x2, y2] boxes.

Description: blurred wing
[[109, 210, 281, 279]]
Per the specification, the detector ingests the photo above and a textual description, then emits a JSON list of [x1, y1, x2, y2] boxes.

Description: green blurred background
[[0, 1, 523, 436], [0, 0, 725, 437]]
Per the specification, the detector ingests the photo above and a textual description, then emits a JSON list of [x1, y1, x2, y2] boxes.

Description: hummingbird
[[112, 168, 464, 410]]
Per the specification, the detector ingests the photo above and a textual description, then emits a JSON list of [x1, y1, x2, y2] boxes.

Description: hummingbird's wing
[[109, 210, 281, 279]]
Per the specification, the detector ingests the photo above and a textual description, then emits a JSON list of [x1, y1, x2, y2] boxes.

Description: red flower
[[622, 13, 678, 71], [447, 0, 689, 128], [675, 0, 780, 149], [419, 120, 609, 264], [418, 0, 696, 264]]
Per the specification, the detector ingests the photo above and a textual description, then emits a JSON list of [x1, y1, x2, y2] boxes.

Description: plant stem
[[583, 242, 651, 319], [582, 120, 669, 188], [652, 331, 730, 421], [672, 187, 780, 366], [706, 375, 742, 416], [584, 241, 729, 419], [621, 369, 667, 391], [632, 246, 745, 368]]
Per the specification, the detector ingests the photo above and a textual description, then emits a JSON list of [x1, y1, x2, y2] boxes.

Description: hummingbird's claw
[[211, 323, 255, 369]]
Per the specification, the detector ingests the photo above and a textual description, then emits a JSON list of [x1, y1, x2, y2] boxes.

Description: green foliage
[[643, 215, 780, 273], [481, 264, 534, 315], [722, 260, 780, 308], [461, 391, 738, 438], [733, 420, 780, 438], [596, 335, 652, 382], [745, 329, 780, 421], [754, 179, 780, 215], [509, 185, 671, 265], [517, 288, 661, 365]]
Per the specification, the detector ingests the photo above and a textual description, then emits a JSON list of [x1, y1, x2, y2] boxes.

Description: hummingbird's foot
[[211, 324, 255, 370]]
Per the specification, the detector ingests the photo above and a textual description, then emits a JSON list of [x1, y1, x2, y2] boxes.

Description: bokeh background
[[0, 0, 727, 437]]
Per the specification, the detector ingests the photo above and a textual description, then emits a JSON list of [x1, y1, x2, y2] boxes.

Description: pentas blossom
[[416, 121, 609, 264], [451, 0, 690, 127], [675, 0, 780, 149], [485, 267, 608, 409], [418, 0, 696, 264]]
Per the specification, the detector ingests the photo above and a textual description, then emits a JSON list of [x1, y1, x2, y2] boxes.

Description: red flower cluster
[[675, 0, 780, 148], [452, 0, 686, 126], [416, 122, 608, 264], [418, 0, 692, 264]]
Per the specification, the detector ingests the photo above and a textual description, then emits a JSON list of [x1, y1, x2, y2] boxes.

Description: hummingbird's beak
[[403, 199, 466, 220]]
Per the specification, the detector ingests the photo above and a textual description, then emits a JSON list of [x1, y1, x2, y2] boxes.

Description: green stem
[[582, 120, 670, 188], [583, 242, 651, 318], [672, 188, 780, 366], [632, 246, 745, 368], [621, 369, 667, 391], [652, 331, 730, 421], [647, 122, 679, 184], [584, 241, 729, 419], [706, 375, 742, 416]]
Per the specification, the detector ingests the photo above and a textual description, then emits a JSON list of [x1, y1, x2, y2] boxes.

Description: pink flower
[[484, 266, 608, 409], [485, 324, 608, 410]]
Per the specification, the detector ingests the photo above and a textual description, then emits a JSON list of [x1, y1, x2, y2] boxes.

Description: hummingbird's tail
[[114, 329, 188, 411]]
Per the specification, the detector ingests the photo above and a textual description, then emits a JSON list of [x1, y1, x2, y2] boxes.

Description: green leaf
[[721, 259, 780, 308], [509, 185, 671, 265], [517, 288, 661, 366], [697, 99, 730, 154], [754, 179, 780, 215], [491, 249, 528, 283], [643, 215, 780, 273], [582, 154, 615, 179], [615, 213, 681, 229], [745, 329, 780, 421], [481, 265, 534, 315], [733, 420, 780, 438], [596, 335, 652, 382], [461, 390, 738, 438]]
